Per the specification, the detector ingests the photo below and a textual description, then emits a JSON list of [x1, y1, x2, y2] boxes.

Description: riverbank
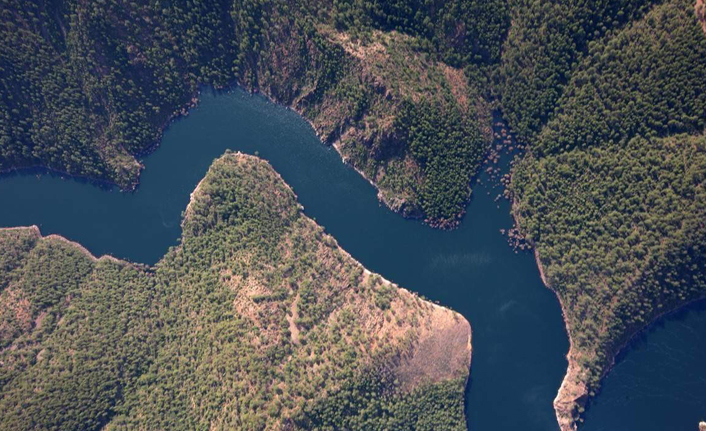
[[191, 152, 473, 392], [525, 223, 706, 431], [179, 152, 474, 412], [508, 192, 578, 430], [260, 90, 409, 219], [0, 152, 475, 429], [530, 239, 584, 431], [0, 225, 123, 265], [524, 222, 706, 431]]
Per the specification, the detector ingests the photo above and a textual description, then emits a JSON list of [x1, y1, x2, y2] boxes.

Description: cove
[[0, 87, 703, 430]]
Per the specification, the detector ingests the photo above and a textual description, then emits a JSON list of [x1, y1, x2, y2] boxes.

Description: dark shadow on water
[[0, 166, 117, 192], [614, 298, 706, 364], [580, 298, 706, 431]]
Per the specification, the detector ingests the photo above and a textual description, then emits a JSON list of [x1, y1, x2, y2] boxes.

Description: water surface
[[0, 88, 703, 430], [582, 301, 706, 431]]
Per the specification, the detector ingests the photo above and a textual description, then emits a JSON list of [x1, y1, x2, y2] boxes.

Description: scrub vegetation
[[510, 0, 706, 428], [0, 153, 471, 431]]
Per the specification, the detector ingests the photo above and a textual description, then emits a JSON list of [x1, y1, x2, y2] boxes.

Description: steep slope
[[510, 0, 706, 428], [0, 152, 471, 430], [0, 0, 495, 226]]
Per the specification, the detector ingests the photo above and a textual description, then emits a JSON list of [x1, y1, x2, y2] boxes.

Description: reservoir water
[[0, 88, 703, 430]]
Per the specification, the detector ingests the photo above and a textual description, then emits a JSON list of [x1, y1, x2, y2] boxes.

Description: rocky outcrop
[[554, 351, 588, 431]]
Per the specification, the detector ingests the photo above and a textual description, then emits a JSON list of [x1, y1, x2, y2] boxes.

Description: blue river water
[[0, 87, 703, 430]]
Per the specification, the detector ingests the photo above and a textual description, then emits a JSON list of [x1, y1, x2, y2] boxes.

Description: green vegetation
[[0, 0, 497, 225], [0, 153, 471, 430], [275, 28, 491, 226], [2, 1, 706, 428], [394, 97, 485, 225], [0, 0, 238, 187], [0, 232, 158, 430], [331, 0, 510, 66], [510, 0, 706, 426], [295, 369, 467, 431], [3, 0, 701, 223], [497, 0, 658, 142]]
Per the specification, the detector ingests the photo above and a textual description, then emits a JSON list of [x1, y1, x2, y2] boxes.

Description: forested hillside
[[496, 0, 659, 142], [510, 0, 706, 428], [3, 0, 695, 228], [0, 0, 505, 226], [0, 153, 471, 430]]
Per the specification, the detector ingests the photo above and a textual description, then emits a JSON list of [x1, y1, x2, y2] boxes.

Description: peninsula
[[0, 153, 471, 430]]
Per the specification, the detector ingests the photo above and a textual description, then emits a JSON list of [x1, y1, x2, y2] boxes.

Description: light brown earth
[[204, 154, 472, 399], [696, 0, 706, 34]]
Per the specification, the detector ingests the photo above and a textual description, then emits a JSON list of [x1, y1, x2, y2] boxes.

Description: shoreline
[[166, 152, 473, 399], [0, 80, 477, 229], [0, 89, 203, 193], [508, 193, 587, 431], [528, 232, 584, 431], [0, 164, 127, 191], [0, 225, 122, 265], [255, 88, 477, 229], [513, 204, 706, 431], [255, 89, 403, 216]]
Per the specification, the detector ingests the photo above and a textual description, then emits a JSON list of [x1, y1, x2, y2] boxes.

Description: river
[[0, 87, 703, 430]]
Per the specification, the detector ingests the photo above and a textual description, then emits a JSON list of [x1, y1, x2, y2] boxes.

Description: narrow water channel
[[0, 87, 703, 430]]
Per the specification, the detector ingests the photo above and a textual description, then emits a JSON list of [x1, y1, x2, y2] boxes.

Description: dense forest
[[0, 153, 471, 430], [510, 0, 706, 427], [496, 0, 660, 142]]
